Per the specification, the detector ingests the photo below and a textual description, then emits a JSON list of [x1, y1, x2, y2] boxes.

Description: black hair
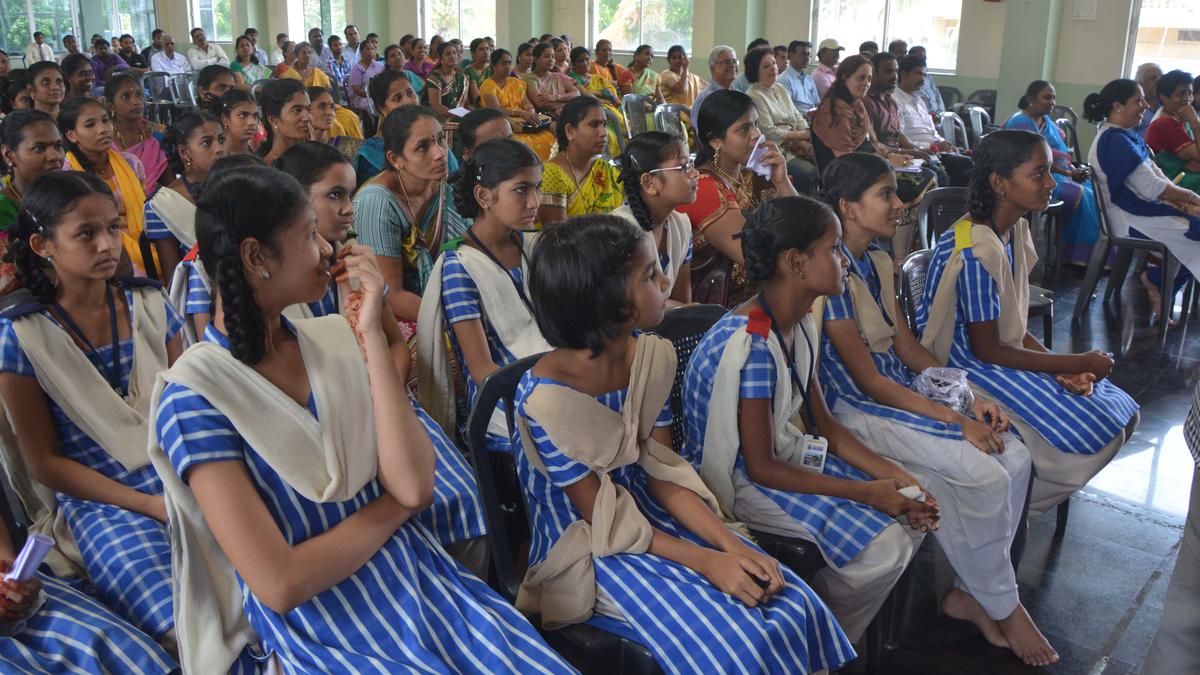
[[10, 171, 115, 304], [399, 34, 414, 46], [1, 73, 29, 113], [207, 152, 267, 180], [859, 40, 879, 52], [1082, 78, 1140, 124], [436, 41, 456, 60], [327, 35, 341, 47], [453, 138, 540, 218], [102, 71, 140, 107], [235, 35, 260, 65], [491, 48, 511, 68], [517, 43, 533, 59], [531, 43, 552, 63], [897, 54, 925, 75], [381, 104, 439, 156], [529, 213, 647, 355], [627, 44, 652, 68], [967, 129, 1047, 221], [744, 46, 773, 83], [61, 53, 92, 81], [197, 64, 233, 98], [119, 34, 133, 43], [58, 96, 106, 172], [458, 107, 508, 153], [788, 40, 811, 54], [549, 38, 564, 49], [569, 46, 589, 66], [469, 37, 486, 54], [274, 140, 349, 189], [195, 166, 309, 364], [162, 111, 221, 180], [819, 152, 893, 219], [306, 85, 332, 104], [1018, 80, 1052, 110], [871, 51, 897, 73], [821, 55, 872, 126], [555, 96, 603, 149], [217, 87, 255, 119], [667, 45, 686, 60], [1156, 70, 1194, 105], [616, 131, 686, 232], [372, 67, 410, 108], [741, 196, 838, 282], [0, 110, 56, 175], [27, 61, 62, 86], [256, 78, 306, 157], [746, 38, 770, 53], [696, 89, 755, 166]]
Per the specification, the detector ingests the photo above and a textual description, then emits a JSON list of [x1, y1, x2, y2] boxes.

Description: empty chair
[[620, 93, 654, 138]]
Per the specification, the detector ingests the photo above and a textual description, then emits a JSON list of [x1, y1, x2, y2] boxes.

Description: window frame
[[589, 0, 695, 55], [1124, 0, 1200, 77], [810, 0, 963, 74], [0, 0, 80, 61]]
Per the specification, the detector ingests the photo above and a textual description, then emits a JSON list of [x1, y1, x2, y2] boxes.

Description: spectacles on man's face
[[648, 159, 696, 175], [715, 58, 739, 68]]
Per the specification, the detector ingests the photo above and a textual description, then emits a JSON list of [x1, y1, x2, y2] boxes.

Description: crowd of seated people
[[0, 20, 1195, 674]]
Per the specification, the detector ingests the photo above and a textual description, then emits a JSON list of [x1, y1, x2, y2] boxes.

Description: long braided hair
[[615, 131, 684, 232]]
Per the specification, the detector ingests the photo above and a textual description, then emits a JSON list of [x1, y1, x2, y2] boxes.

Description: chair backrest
[[603, 106, 627, 154], [653, 103, 690, 141], [916, 186, 969, 248], [899, 249, 932, 333], [648, 304, 728, 452], [1055, 117, 1082, 164], [809, 125, 835, 174], [938, 111, 970, 150], [938, 86, 962, 108], [962, 105, 993, 144], [464, 352, 546, 602], [143, 71, 173, 102], [621, 93, 653, 138], [1090, 169, 1117, 241], [1051, 105, 1078, 127], [966, 88, 997, 118], [169, 72, 198, 108]]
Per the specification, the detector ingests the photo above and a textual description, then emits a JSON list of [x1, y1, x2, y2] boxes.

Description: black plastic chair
[[650, 305, 829, 580], [937, 86, 962, 109], [1073, 172, 1193, 342], [965, 89, 997, 119], [810, 126, 836, 176], [1054, 117, 1082, 165], [917, 187, 1055, 348], [620, 94, 654, 139], [464, 354, 661, 675]]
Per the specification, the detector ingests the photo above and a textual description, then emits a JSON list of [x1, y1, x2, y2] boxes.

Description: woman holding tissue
[[677, 89, 797, 307], [818, 153, 1055, 667]]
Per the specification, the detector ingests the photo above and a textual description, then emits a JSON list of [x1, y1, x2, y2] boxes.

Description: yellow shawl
[[67, 150, 157, 277]]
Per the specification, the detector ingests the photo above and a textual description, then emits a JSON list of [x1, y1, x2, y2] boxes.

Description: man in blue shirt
[[779, 40, 820, 112], [731, 38, 769, 93], [693, 45, 738, 123]]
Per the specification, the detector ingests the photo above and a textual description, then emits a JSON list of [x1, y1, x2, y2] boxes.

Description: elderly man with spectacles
[[692, 45, 739, 123]]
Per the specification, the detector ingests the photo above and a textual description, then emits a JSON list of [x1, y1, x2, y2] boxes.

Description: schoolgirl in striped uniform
[[916, 130, 1139, 516], [0, 508, 176, 672], [513, 214, 854, 674], [681, 196, 939, 645], [417, 138, 549, 455], [818, 153, 1056, 667], [609, 131, 697, 305], [276, 140, 488, 573], [0, 172, 184, 648], [144, 111, 226, 286], [152, 165, 570, 674]]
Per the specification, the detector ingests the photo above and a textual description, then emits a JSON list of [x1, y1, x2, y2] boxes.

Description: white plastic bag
[[911, 367, 974, 416]]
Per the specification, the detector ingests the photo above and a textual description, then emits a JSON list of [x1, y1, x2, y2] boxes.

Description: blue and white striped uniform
[[0, 288, 182, 641], [155, 327, 574, 675], [513, 372, 855, 674], [306, 283, 338, 318], [142, 200, 188, 258], [182, 260, 211, 317], [820, 243, 962, 440], [915, 227, 1139, 454], [682, 313, 894, 568], [0, 573, 177, 673], [262, 305, 485, 546], [441, 248, 523, 453]]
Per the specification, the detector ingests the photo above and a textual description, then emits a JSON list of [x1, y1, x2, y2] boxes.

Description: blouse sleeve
[[0, 319, 35, 377], [739, 336, 776, 400], [441, 251, 483, 324], [155, 382, 245, 482], [143, 200, 171, 240], [160, 291, 185, 342], [184, 263, 212, 316], [1128, 160, 1175, 202], [956, 252, 1002, 323], [539, 162, 573, 208], [518, 396, 592, 488], [352, 187, 406, 258], [676, 175, 734, 235], [824, 285, 856, 322]]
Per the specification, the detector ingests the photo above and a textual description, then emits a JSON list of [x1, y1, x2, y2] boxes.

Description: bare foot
[[1141, 271, 1177, 326], [997, 603, 1059, 667], [942, 587, 1008, 649]]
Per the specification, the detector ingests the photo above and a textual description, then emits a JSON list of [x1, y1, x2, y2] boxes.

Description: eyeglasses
[[648, 159, 696, 175], [715, 58, 739, 68]]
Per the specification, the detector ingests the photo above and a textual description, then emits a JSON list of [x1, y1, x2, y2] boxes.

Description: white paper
[[447, 107, 470, 118]]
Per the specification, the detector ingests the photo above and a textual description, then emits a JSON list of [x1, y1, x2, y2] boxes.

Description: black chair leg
[[1074, 234, 1109, 321], [1053, 499, 1070, 540], [1105, 247, 1133, 303], [1042, 311, 1053, 350]]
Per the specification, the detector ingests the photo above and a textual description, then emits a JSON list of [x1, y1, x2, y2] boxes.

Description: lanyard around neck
[[53, 286, 123, 393], [465, 227, 534, 315], [758, 290, 817, 430]]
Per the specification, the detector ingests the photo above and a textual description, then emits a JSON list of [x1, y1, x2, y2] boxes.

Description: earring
[[185, 157, 192, 168], [714, 147, 722, 164], [258, 269, 270, 279], [999, 190, 1007, 200], [44, 255, 53, 263]]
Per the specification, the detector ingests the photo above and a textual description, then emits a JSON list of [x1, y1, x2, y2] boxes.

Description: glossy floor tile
[[875, 261, 1193, 675]]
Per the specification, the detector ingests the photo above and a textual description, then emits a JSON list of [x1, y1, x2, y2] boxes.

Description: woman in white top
[[610, 132, 698, 306], [744, 46, 819, 194], [1086, 78, 1200, 283]]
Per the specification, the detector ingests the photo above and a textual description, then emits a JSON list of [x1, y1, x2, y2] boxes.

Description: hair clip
[[27, 211, 44, 234]]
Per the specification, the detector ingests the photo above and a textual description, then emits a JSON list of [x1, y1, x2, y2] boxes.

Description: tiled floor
[[875, 260, 1195, 675]]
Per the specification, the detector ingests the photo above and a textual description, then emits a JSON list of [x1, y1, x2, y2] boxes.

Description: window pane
[[424, 0, 458, 40], [112, 0, 156, 47], [423, 0, 493, 42], [330, 1, 347, 39], [597, 0, 693, 52], [191, 0, 232, 42], [815, 0, 886, 58], [886, 0, 961, 71], [460, 2, 495, 43], [302, 0, 323, 35], [0, 0, 31, 55], [1132, 0, 1200, 75]]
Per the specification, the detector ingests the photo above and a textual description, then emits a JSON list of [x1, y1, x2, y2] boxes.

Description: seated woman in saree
[[537, 97, 624, 227], [479, 49, 556, 161]]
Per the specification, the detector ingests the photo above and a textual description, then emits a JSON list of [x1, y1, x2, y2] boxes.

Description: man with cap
[[813, 38, 843, 97]]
